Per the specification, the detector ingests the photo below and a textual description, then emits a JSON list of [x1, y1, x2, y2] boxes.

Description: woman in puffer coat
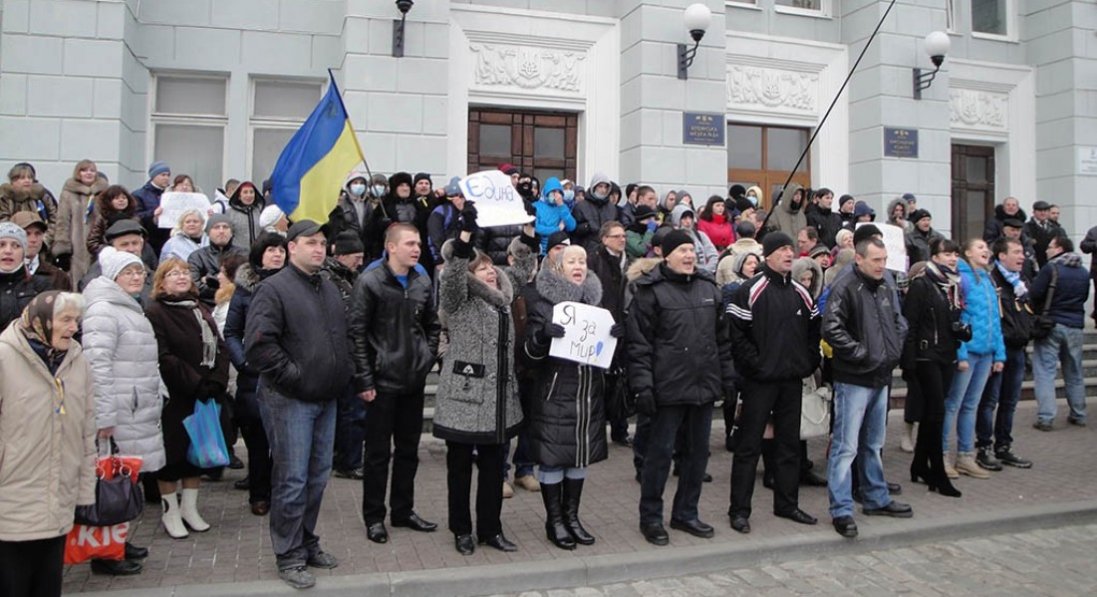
[[943, 238, 1005, 480], [53, 160, 107, 285], [433, 217, 524, 556], [82, 247, 164, 570], [144, 258, 230, 539], [0, 291, 96, 596], [524, 244, 619, 551]]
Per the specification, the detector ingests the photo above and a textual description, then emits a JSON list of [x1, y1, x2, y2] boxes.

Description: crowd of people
[[0, 157, 1094, 594]]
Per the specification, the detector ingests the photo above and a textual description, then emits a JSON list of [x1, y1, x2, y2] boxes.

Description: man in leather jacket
[[349, 223, 441, 544], [823, 237, 912, 538]]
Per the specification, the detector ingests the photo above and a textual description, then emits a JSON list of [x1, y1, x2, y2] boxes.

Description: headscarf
[[20, 291, 67, 372]]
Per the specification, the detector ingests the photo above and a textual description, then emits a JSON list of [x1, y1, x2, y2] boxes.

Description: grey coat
[[81, 276, 166, 472], [433, 239, 523, 444]]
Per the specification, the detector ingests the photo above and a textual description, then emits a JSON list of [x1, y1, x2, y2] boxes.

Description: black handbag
[[74, 440, 144, 527], [1032, 265, 1059, 340]]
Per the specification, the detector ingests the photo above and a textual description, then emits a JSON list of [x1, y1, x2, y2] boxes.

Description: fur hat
[[389, 171, 413, 190], [99, 246, 143, 281]]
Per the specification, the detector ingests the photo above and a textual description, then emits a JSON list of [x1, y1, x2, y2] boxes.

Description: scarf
[[19, 290, 68, 374], [922, 261, 963, 310], [162, 296, 218, 368], [1050, 251, 1083, 269], [995, 261, 1027, 298]]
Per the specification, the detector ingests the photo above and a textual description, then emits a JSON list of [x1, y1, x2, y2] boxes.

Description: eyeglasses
[[164, 270, 189, 279], [118, 269, 147, 278]]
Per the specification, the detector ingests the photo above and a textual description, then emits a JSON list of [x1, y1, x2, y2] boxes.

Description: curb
[[78, 499, 1097, 597]]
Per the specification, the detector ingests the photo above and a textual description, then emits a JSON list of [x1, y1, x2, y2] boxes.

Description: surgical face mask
[[563, 189, 575, 203], [370, 184, 386, 198], [349, 183, 366, 197]]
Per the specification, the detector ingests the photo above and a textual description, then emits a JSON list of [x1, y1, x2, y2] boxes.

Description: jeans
[[639, 403, 712, 525], [446, 442, 505, 537], [258, 384, 336, 570], [1033, 324, 1086, 424], [362, 390, 424, 524], [828, 383, 890, 519], [942, 352, 994, 454], [334, 386, 366, 472], [977, 346, 1025, 449]]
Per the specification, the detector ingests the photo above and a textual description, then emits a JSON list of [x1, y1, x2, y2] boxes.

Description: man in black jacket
[[588, 221, 631, 446], [187, 214, 246, 307], [349, 222, 441, 544], [805, 188, 842, 248], [244, 220, 355, 590], [1024, 200, 1060, 268], [628, 230, 735, 546], [823, 237, 912, 539], [726, 232, 820, 535]]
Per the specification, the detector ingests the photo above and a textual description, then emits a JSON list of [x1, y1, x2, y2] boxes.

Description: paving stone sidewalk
[[63, 399, 1095, 594]]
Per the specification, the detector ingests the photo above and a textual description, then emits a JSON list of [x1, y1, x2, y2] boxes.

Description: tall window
[[467, 109, 578, 182], [150, 75, 227, 195], [727, 123, 811, 211], [971, 0, 1009, 37], [250, 79, 323, 185]]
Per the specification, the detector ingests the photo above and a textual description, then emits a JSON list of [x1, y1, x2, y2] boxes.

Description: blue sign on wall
[[884, 127, 918, 158], [683, 112, 725, 146]]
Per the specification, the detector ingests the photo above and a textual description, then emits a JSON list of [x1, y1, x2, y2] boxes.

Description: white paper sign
[[158, 192, 211, 228], [459, 170, 535, 228], [857, 222, 908, 271], [549, 301, 617, 369]]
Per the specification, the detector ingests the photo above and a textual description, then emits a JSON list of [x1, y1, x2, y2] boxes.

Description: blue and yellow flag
[[271, 72, 365, 224]]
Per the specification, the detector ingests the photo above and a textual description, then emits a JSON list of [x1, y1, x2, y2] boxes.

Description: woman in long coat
[[53, 160, 107, 285], [433, 223, 524, 556], [144, 258, 230, 539], [523, 244, 613, 550]]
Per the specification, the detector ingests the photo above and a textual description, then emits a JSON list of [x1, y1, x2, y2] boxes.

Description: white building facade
[[1, 0, 1094, 240]]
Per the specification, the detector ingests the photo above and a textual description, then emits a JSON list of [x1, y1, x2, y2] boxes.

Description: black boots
[[540, 482, 576, 550], [562, 478, 595, 545]]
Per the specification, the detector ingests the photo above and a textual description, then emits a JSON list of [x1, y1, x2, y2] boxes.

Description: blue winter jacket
[[956, 260, 1006, 362], [534, 177, 576, 254]]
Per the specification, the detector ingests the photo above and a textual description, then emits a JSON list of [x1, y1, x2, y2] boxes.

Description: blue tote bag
[[183, 400, 231, 468]]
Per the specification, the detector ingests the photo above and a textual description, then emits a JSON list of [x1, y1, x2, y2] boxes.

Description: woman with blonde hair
[[54, 159, 107, 284], [159, 209, 208, 263], [144, 258, 230, 538]]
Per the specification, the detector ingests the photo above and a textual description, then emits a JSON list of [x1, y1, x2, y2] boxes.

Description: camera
[[951, 321, 973, 342]]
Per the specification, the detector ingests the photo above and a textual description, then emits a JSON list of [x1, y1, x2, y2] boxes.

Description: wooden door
[[467, 108, 578, 182], [951, 144, 995, 242], [727, 123, 811, 210]]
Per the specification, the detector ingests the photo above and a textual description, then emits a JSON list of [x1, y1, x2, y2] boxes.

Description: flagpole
[[327, 69, 374, 183]]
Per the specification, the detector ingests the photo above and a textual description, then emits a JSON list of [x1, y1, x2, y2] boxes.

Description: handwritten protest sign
[[459, 170, 534, 228], [549, 301, 617, 369], [158, 192, 211, 228], [857, 222, 907, 271]]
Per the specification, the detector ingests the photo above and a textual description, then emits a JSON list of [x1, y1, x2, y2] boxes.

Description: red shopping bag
[[64, 452, 144, 565]]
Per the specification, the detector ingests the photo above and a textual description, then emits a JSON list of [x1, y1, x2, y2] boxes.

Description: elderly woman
[[524, 244, 618, 550], [160, 209, 208, 263], [81, 247, 164, 572], [0, 292, 95, 596], [144, 258, 230, 538], [54, 159, 108, 284], [434, 218, 524, 555]]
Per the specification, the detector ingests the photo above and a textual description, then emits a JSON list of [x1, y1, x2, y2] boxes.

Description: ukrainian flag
[[270, 72, 365, 224]]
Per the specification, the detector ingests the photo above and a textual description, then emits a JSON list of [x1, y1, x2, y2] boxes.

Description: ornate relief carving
[[470, 43, 586, 93], [728, 65, 818, 112], [950, 89, 1008, 129]]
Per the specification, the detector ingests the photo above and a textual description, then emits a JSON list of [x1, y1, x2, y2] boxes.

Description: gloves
[[204, 274, 220, 291], [53, 253, 72, 271], [536, 323, 567, 344], [460, 203, 479, 232], [646, 220, 658, 233], [635, 392, 656, 416], [609, 322, 626, 338]]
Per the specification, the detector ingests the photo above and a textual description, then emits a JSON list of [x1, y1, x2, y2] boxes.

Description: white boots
[[180, 488, 210, 532], [161, 492, 188, 539], [900, 422, 918, 453], [162, 488, 211, 538]]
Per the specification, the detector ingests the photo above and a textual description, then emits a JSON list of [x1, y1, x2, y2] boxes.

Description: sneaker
[[995, 446, 1033, 469], [1033, 421, 1054, 432], [502, 481, 514, 499], [279, 566, 316, 590], [976, 447, 1003, 472]]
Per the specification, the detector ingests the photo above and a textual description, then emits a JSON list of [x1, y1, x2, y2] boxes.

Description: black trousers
[[446, 441, 505, 537], [362, 389, 424, 524], [240, 413, 273, 504], [730, 379, 801, 518], [638, 403, 713, 525], [0, 535, 65, 597], [911, 360, 955, 482]]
